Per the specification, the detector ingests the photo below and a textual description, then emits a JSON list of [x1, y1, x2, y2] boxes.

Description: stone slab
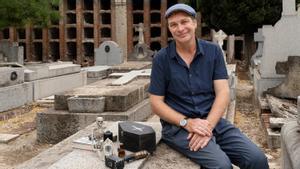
[[38, 99, 151, 143], [0, 67, 24, 87], [110, 69, 151, 86], [281, 120, 300, 169], [0, 133, 19, 143], [33, 71, 87, 100], [253, 68, 284, 98], [81, 65, 111, 78], [0, 82, 33, 112], [269, 117, 289, 129], [54, 78, 149, 111], [67, 96, 105, 113], [48, 122, 161, 169], [110, 61, 152, 73], [24, 62, 81, 81], [266, 128, 281, 149], [17, 122, 161, 169], [298, 96, 300, 125]]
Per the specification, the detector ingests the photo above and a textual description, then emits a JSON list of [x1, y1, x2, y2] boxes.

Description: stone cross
[[109, 69, 151, 86], [135, 23, 145, 44], [282, 0, 297, 16], [213, 30, 227, 64]]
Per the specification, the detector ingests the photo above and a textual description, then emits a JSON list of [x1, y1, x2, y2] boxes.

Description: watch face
[[180, 119, 187, 127]]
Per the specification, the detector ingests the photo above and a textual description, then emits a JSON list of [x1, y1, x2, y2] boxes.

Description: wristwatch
[[179, 117, 188, 127]]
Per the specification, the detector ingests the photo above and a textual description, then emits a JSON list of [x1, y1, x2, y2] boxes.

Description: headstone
[[266, 56, 300, 99], [0, 41, 24, 65], [213, 30, 227, 64], [127, 23, 154, 61], [0, 67, 24, 87], [95, 41, 124, 66], [109, 69, 151, 86], [251, 29, 264, 67], [282, 0, 297, 16]]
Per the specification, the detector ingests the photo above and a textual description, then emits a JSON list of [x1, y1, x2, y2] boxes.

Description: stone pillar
[[297, 96, 300, 125], [227, 35, 235, 63], [282, 0, 297, 16], [114, 0, 127, 61]]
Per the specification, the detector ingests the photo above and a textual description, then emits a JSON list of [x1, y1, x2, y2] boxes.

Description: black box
[[118, 122, 156, 153]]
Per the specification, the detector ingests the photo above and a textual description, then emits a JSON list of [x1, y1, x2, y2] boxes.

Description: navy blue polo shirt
[[149, 39, 228, 118]]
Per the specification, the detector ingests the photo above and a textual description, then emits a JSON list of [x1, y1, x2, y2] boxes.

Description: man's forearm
[[150, 94, 186, 126], [207, 80, 230, 129]]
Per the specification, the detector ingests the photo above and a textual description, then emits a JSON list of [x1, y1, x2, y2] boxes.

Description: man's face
[[167, 12, 197, 44]]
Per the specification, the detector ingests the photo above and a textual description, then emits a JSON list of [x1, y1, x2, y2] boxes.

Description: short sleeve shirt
[[149, 39, 228, 118]]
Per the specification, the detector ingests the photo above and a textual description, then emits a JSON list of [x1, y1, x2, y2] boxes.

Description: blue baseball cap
[[165, 4, 196, 19]]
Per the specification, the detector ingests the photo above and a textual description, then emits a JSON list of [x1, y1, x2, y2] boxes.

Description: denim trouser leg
[[162, 122, 269, 169]]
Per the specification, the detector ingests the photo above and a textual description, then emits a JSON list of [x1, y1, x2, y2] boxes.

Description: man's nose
[[177, 24, 184, 31]]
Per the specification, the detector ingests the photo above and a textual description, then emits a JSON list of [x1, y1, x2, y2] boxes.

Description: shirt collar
[[169, 39, 204, 59]]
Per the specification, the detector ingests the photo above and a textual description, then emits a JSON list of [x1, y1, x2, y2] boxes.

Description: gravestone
[[251, 29, 264, 68], [95, 41, 123, 66], [0, 67, 24, 87], [127, 23, 154, 61], [213, 30, 227, 64], [0, 40, 24, 65], [266, 56, 300, 99], [253, 0, 300, 98], [109, 69, 151, 86]]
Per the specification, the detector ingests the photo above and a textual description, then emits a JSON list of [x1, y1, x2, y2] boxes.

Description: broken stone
[[266, 94, 297, 118], [266, 56, 300, 99]]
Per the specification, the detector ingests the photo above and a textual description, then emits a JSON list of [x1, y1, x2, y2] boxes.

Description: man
[[148, 3, 269, 169]]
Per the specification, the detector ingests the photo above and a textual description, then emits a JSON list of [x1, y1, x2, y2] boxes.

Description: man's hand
[[185, 118, 212, 137], [187, 133, 211, 151]]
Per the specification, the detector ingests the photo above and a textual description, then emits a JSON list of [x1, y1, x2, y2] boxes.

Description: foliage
[[0, 0, 60, 29], [187, 0, 283, 35]]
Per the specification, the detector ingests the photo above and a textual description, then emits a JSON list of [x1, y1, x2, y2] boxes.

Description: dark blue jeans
[[161, 119, 269, 169]]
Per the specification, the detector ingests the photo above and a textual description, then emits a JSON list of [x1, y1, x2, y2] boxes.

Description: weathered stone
[[281, 120, 300, 169], [67, 96, 105, 113], [95, 41, 123, 66], [54, 94, 74, 110], [0, 133, 19, 143], [17, 122, 161, 169], [0, 40, 24, 64], [109, 69, 151, 86], [24, 62, 81, 81], [0, 82, 33, 112], [0, 67, 24, 87], [37, 99, 152, 144], [266, 128, 281, 149], [269, 117, 289, 129], [55, 78, 149, 112], [298, 96, 300, 125], [110, 61, 152, 73], [266, 56, 300, 99], [266, 94, 297, 118], [81, 65, 111, 78]]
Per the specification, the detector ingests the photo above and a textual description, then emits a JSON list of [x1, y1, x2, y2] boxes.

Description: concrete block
[[0, 133, 19, 143], [81, 65, 111, 78], [24, 62, 81, 81], [0, 82, 33, 112], [281, 120, 300, 169], [253, 68, 284, 98], [266, 128, 281, 149], [55, 78, 149, 112], [269, 117, 288, 129], [67, 96, 105, 113], [0, 67, 24, 87], [37, 99, 151, 143], [33, 71, 87, 100]]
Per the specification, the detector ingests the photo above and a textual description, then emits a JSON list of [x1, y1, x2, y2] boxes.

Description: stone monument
[[213, 29, 227, 64], [95, 41, 124, 66]]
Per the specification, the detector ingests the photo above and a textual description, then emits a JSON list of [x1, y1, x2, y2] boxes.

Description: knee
[[244, 151, 269, 169]]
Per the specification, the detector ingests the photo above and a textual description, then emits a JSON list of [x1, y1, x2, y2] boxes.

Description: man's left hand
[[187, 133, 211, 151]]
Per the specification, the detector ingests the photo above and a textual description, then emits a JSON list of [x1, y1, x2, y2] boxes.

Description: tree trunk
[[243, 33, 256, 71]]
